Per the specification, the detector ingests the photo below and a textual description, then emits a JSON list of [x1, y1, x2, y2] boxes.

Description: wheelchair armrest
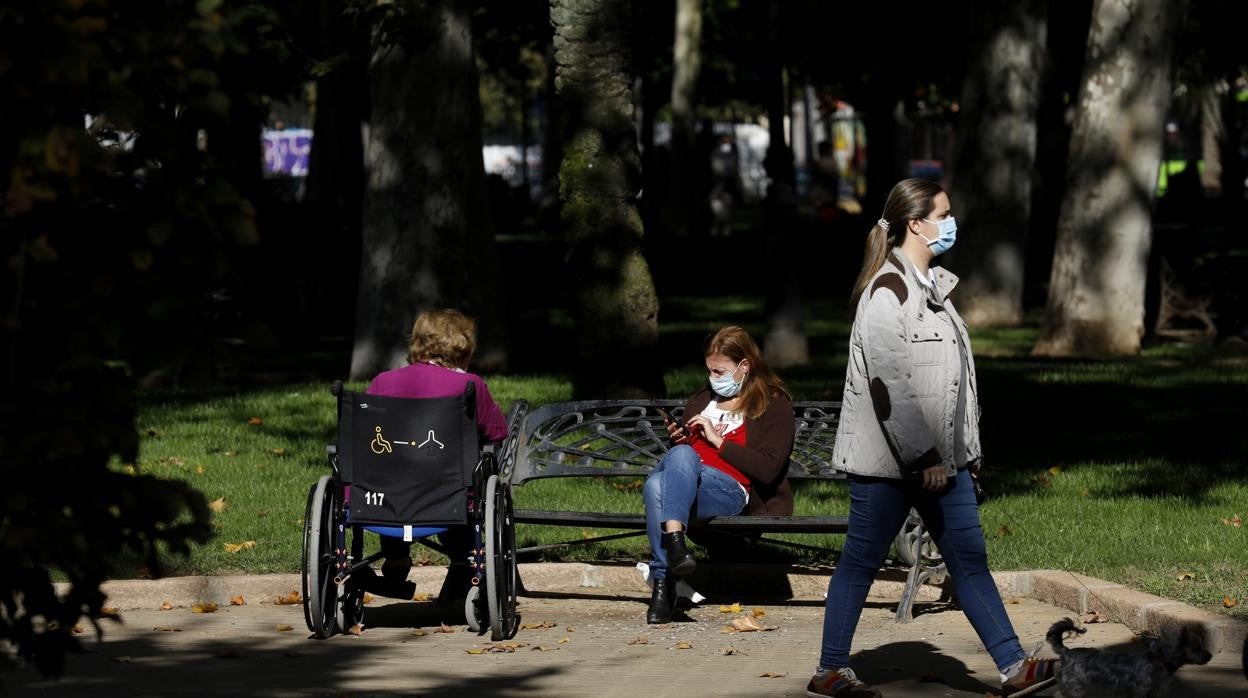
[[481, 442, 497, 455], [326, 444, 337, 456]]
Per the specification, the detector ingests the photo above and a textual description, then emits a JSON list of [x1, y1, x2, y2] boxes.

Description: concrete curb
[[67, 564, 1248, 655], [1011, 569, 1248, 655]]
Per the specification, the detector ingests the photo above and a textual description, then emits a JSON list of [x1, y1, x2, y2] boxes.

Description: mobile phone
[[656, 407, 691, 437]]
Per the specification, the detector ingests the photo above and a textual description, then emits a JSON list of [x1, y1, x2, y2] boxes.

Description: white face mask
[[709, 360, 745, 398]]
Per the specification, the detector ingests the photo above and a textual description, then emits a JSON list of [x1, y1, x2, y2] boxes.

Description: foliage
[[0, 0, 302, 677]]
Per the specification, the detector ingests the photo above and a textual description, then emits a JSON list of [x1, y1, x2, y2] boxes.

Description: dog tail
[[1046, 617, 1086, 657]]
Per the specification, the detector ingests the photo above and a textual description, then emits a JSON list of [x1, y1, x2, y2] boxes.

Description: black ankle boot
[[662, 531, 696, 577], [646, 576, 675, 624]]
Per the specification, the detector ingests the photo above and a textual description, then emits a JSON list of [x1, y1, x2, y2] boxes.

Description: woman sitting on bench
[[643, 325, 796, 623]]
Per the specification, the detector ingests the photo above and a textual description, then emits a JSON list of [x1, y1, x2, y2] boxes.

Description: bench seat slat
[[514, 509, 848, 533]]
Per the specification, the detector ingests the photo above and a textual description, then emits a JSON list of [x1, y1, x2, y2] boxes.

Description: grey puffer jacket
[[831, 251, 982, 479]]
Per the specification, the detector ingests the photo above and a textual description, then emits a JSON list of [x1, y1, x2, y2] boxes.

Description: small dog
[[1046, 617, 1212, 698]]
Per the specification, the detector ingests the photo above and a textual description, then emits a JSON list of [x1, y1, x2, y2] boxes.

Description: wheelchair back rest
[[335, 384, 480, 527]]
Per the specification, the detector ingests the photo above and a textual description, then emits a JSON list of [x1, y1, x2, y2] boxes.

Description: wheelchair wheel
[[894, 508, 945, 573], [484, 475, 519, 640], [302, 475, 339, 639]]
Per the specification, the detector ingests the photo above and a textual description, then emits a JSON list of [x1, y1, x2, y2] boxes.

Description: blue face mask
[[709, 361, 745, 398], [920, 216, 957, 256]]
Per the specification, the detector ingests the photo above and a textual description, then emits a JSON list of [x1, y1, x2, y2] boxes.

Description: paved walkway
[[10, 566, 1248, 696]]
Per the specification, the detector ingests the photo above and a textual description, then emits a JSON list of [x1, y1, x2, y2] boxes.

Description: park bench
[[494, 399, 947, 622]]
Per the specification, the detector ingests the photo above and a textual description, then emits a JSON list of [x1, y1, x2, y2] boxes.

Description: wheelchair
[[301, 381, 519, 640]]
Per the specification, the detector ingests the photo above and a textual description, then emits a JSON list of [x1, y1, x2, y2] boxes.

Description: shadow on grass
[[976, 355, 1247, 502]]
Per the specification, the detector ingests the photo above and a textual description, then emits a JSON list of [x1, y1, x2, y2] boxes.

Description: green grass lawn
[[127, 299, 1248, 619]]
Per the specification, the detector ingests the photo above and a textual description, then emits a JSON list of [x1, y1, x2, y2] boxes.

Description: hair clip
[[877, 218, 890, 231]]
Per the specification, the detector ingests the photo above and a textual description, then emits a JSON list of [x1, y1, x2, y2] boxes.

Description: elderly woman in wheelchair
[[301, 309, 518, 640]]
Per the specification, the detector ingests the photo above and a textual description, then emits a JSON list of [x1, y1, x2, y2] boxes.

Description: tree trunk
[[350, 0, 507, 379], [946, 0, 1046, 327], [1034, 0, 1187, 356], [1024, 0, 1092, 311], [668, 0, 703, 239], [551, 0, 663, 398], [1198, 85, 1224, 197], [761, 0, 807, 367], [306, 0, 368, 337]]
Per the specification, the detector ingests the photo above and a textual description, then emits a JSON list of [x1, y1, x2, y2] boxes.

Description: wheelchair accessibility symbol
[[370, 426, 393, 454]]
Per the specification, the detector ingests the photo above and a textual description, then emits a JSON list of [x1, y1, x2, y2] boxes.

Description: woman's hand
[[666, 418, 690, 444], [920, 465, 948, 492], [685, 415, 722, 448]]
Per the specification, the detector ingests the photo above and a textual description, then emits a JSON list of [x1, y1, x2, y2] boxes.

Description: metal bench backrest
[[502, 400, 842, 486]]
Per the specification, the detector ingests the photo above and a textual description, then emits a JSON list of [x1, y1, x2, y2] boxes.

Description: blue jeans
[[643, 445, 747, 580], [819, 468, 1025, 673]]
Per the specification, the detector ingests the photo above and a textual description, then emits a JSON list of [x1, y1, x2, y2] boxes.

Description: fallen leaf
[[363, 593, 375, 605], [271, 448, 286, 456], [71, 624, 85, 634], [558, 637, 570, 644], [275, 624, 293, 632], [996, 525, 1013, 538], [101, 606, 121, 617], [213, 649, 242, 659], [729, 615, 775, 632], [1176, 572, 1195, 581], [565, 626, 575, 632], [719, 602, 743, 613], [752, 608, 766, 618], [612, 480, 644, 492], [1080, 488, 1090, 498], [1222, 514, 1243, 527], [274, 591, 302, 605], [195, 465, 205, 475], [223, 540, 256, 553], [1047, 465, 1063, 475], [1030, 473, 1051, 488], [520, 620, 557, 629], [247, 417, 263, 426], [411, 629, 429, 637], [580, 529, 594, 539], [229, 595, 245, 606], [1084, 610, 1106, 624], [347, 623, 364, 636], [223, 450, 237, 457], [412, 593, 431, 602], [669, 641, 693, 650], [153, 626, 180, 632], [159, 601, 173, 611], [208, 497, 227, 513], [1223, 597, 1239, 608], [720, 625, 739, 634], [759, 672, 787, 678], [531, 645, 559, 651], [465, 648, 487, 654], [721, 647, 742, 655], [191, 602, 218, 614], [256, 509, 268, 517], [1005, 597, 1025, 605], [435, 623, 456, 633], [627, 636, 650, 645]]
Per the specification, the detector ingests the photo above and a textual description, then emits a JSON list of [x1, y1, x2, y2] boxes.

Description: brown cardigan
[[682, 388, 796, 516]]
